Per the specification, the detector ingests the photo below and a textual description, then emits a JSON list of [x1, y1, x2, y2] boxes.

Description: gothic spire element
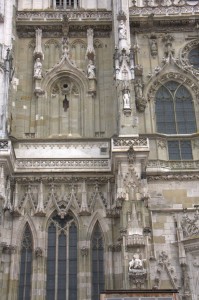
[[35, 181, 45, 216], [13, 181, 21, 216], [34, 28, 44, 60], [3, 177, 12, 211], [86, 28, 95, 61], [0, 165, 5, 201], [79, 181, 90, 216], [127, 202, 142, 236]]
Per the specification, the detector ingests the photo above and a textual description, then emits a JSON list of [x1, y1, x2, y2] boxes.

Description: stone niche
[[47, 77, 81, 137]]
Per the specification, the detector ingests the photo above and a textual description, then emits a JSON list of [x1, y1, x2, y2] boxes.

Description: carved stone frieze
[[130, 4, 199, 20], [14, 176, 114, 184], [147, 159, 199, 173], [16, 23, 112, 38], [16, 11, 112, 22], [15, 159, 111, 171], [148, 173, 199, 181]]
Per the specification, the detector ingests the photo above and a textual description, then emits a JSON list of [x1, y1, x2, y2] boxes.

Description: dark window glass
[[155, 81, 196, 135], [168, 140, 192, 160], [92, 223, 104, 300], [188, 47, 199, 69], [18, 224, 33, 300], [46, 214, 77, 300]]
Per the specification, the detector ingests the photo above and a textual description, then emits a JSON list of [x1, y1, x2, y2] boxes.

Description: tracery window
[[91, 222, 105, 300], [155, 81, 197, 160], [18, 224, 33, 300], [188, 47, 199, 69], [46, 214, 77, 300]]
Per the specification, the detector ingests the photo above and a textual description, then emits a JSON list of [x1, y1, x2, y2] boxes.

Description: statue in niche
[[123, 90, 131, 109], [87, 60, 96, 79], [135, 79, 144, 99], [150, 38, 158, 58], [118, 20, 127, 40], [34, 58, 42, 79], [129, 254, 145, 271]]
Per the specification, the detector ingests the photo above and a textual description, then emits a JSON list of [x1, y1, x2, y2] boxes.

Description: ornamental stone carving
[[34, 58, 42, 79], [129, 253, 147, 288], [34, 28, 44, 60], [181, 212, 199, 238], [153, 251, 178, 289], [135, 79, 147, 112], [149, 34, 158, 58], [129, 254, 146, 271]]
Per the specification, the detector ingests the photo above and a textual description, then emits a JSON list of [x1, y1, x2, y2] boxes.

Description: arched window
[[155, 81, 196, 134], [155, 81, 197, 160], [18, 224, 33, 300], [46, 214, 77, 300], [91, 222, 105, 300]]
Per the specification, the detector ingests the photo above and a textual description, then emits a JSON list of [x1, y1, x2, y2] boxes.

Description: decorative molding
[[15, 159, 111, 170], [157, 138, 167, 149], [130, 5, 199, 18], [80, 246, 89, 256], [0, 140, 9, 150], [112, 137, 149, 149], [14, 176, 114, 184], [16, 24, 112, 38], [16, 11, 112, 21], [35, 247, 43, 257], [108, 243, 122, 252]]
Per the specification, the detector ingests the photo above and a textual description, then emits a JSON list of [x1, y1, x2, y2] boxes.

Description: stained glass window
[[155, 81, 196, 160], [155, 81, 196, 134], [46, 214, 77, 300], [92, 222, 105, 300], [18, 224, 33, 300]]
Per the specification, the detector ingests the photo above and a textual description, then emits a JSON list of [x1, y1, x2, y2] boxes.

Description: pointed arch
[[18, 223, 33, 300], [91, 221, 105, 300], [46, 210, 78, 300], [13, 216, 38, 249], [86, 211, 110, 245]]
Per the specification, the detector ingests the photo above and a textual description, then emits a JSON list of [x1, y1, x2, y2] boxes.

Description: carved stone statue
[[150, 38, 158, 58], [135, 79, 143, 99], [123, 90, 131, 109], [87, 60, 96, 79], [34, 58, 42, 79], [129, 254, 144, 271], [118, 20, 127, 40]]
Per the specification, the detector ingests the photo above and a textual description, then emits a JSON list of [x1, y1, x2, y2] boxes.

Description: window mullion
[[55, 229, 58, 300], [66, 229, 69, 300]]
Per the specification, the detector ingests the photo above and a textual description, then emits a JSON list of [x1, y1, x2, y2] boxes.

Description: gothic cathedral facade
[[0, 0, 199, 299]]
